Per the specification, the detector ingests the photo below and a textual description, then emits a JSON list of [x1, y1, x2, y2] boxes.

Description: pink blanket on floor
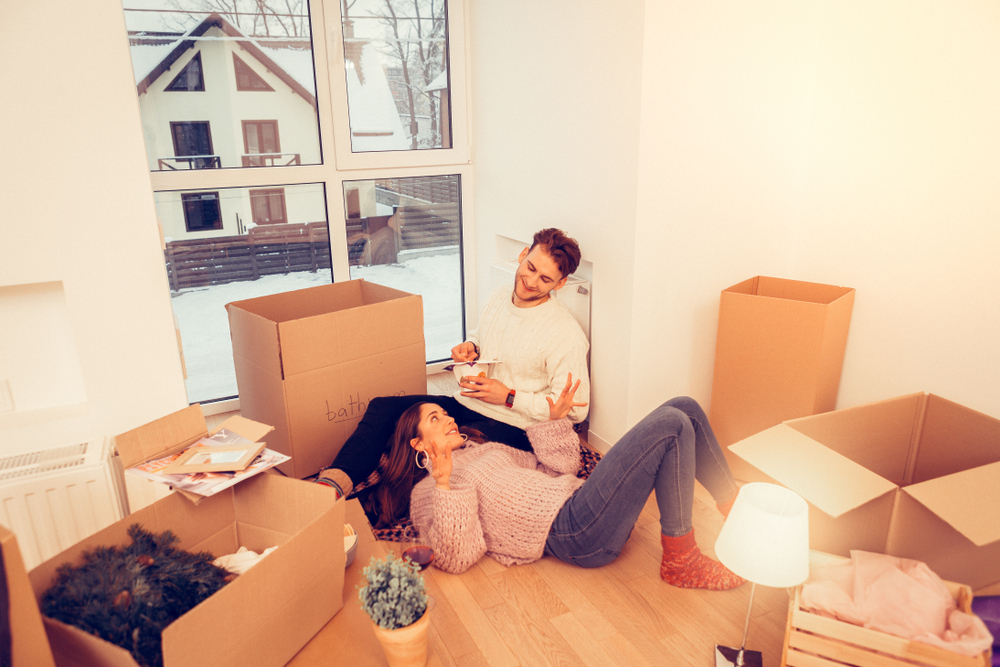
[[800, 550, 993, 657]]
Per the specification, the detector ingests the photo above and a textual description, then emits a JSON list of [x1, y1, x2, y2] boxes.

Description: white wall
[[628, 1, 1000, 431], [469, 0, 647, 450], [471, 0, 1000, 448], [0, 0, 188, 455]]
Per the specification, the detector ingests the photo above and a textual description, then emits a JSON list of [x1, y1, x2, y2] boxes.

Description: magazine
[[126, 428, 290, 497]]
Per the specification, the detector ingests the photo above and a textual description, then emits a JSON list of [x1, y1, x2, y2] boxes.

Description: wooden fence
[[164, 205, 461, 291], [164, 222, 331, 291]]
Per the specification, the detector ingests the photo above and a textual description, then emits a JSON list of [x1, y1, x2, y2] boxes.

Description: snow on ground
[[171, 251, 463, 404]]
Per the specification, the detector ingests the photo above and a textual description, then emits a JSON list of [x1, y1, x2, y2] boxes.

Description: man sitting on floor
[[315, 228, 590, 520]]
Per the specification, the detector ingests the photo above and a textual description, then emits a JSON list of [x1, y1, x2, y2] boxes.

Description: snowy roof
[[344, 41, 409, 151], [131, 13, 316, 105], [424, 69, 448, 93]]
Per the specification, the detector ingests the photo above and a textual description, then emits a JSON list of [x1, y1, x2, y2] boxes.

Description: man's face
[[512, 245, 567, 307]]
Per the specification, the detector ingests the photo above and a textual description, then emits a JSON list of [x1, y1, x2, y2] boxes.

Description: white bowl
[[344, 523, 358, 567], [451, 361, 490, 384]]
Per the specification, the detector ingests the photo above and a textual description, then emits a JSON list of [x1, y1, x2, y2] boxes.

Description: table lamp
[[713, 483, 809, 667]]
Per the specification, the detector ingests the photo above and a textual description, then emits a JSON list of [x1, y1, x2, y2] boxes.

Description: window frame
[[180, 191, 223, 232], [144, 0, 477, 387], [249, 187, 288, 225]]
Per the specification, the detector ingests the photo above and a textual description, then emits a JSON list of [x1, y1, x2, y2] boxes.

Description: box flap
[[115, 404, 208, 469], [904, 460, 1000, 547], [912, 394, 1000, 483], [2, 526, 56, 667], [730, 424, 898, 517], [214, 414, 274, 444]]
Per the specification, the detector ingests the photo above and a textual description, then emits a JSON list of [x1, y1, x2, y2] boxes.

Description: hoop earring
[[415, 450, 429, 470]]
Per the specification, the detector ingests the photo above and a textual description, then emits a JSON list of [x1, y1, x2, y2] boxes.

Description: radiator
[[0, 438, 128, 570], [490, 260, 592, 339]]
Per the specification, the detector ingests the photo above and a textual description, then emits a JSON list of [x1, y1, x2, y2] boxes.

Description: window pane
[[158, 183, 331, 403], [343, 175, 463, 362], [123, 1, 321, 171], [341, 0, 451, 153]]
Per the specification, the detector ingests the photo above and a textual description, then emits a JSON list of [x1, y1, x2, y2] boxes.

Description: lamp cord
[[736, 581, 757, 667]]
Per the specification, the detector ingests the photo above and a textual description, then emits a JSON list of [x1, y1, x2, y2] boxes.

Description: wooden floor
[[210, 375, 793, 667]]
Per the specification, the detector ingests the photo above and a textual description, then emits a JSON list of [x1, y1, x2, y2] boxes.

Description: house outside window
[[123, 0, 472, 406]]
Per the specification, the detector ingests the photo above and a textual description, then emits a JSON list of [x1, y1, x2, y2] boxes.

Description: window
[[242, 120, 284, 167], [165, 52, 205, 91], [233, 53, 274, 91], [250, 188, 288, 225], [340, 0, 451, 153], [123, 0, 471, 404], [170, 121, 217, 169], [181, 192, 222, 232]]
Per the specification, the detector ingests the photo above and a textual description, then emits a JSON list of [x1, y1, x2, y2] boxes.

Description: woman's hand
[[424, 438, 453, 490], [546, 373, 588, 421]]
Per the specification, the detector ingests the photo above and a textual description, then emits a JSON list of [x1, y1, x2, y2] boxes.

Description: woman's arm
[[410, 479, 487, 574], [527, 374, 588, 475]]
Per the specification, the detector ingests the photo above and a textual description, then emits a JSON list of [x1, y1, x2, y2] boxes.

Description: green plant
[[358, 552, 428, 630]]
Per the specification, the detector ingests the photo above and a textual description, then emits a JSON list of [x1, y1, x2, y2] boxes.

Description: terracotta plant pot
[[371, 608, 431, 667]]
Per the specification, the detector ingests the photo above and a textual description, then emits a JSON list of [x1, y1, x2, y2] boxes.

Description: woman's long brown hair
[[370, 402, 484, 529]]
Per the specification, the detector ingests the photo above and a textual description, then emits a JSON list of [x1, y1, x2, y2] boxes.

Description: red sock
[[717, 496, 736, 518], [660, 531, 744, 590]]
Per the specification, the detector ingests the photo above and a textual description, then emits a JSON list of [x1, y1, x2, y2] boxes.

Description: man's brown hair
[[530, 228, 581, 279]]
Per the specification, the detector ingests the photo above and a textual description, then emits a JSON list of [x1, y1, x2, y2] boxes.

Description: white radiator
[[490, 260, 591, 339], [0, 438, 128, 570]]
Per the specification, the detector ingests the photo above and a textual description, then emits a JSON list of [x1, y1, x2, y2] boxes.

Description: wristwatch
[[505, 389, 516, 409]]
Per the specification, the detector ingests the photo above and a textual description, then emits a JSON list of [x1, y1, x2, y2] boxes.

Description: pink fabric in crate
[[800, 550, 993, 657]]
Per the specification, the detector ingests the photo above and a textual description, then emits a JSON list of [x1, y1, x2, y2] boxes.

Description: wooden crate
[[782, 570, 991, 667]]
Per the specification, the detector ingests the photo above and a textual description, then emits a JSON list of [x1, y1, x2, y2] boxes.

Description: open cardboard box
[[28, 472, 345, 667], [1, 525, 56, 667], [730, 392, 1000, 590], [227, 279, 427, 479], [117, 403, 275, 506], [25, 405, 346, 667]]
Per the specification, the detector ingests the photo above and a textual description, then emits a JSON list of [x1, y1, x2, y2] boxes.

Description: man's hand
[[458, 375, 510, 405], [451, 341, 479, 362]]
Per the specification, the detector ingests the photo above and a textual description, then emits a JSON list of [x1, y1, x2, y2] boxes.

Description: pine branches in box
[[42, 524, 233, 667]]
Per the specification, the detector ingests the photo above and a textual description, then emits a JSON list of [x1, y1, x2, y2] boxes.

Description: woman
[[380, 374, 744, 590]]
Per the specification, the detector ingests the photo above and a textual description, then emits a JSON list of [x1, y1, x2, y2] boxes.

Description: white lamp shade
[[714, 483, 810, 588]]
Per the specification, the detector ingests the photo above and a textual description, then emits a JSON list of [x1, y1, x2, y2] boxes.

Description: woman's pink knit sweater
[[409, 418, 585, 574]]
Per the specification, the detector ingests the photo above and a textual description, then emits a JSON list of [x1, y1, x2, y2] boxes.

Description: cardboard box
[[28, 472, 345, 667], [118, 403, 276, 506], [1, 525, 56, 667], [227, 279, 427, 479], [782, 553, 990, 667], [730, 393, 1000, 590], [709, 276, 855, 477]]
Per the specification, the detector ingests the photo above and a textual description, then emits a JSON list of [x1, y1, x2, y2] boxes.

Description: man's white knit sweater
[[409, 418, 584, 574], [455, 286, 590, 428]]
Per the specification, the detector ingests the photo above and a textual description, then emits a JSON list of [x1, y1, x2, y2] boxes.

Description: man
[[316, 228, 590, 504]]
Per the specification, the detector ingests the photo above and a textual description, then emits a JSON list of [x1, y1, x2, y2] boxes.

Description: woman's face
[[412, 404, 464, 453]]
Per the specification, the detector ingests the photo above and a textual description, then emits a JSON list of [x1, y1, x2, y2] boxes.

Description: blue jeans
[[544, 396, 738, 568]]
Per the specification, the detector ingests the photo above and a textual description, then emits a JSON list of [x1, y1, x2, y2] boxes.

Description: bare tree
[[162, 0, 310, 38], [368, 0, 447, 149]]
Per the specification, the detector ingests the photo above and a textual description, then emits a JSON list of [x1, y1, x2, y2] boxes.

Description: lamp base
[[714, 645, 762, 667]]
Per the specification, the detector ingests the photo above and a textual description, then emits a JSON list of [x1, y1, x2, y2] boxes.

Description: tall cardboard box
[[1, 525, 56, 667], [227, 279, 427, 479], [729, 393, 1000, 590], [709, 276, 855, 477]]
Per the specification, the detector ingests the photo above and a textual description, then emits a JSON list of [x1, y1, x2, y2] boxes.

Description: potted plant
[[358, 552, 430, 667]]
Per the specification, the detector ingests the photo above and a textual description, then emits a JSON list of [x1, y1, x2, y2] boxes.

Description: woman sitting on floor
[[376, 374, 745, 591]]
